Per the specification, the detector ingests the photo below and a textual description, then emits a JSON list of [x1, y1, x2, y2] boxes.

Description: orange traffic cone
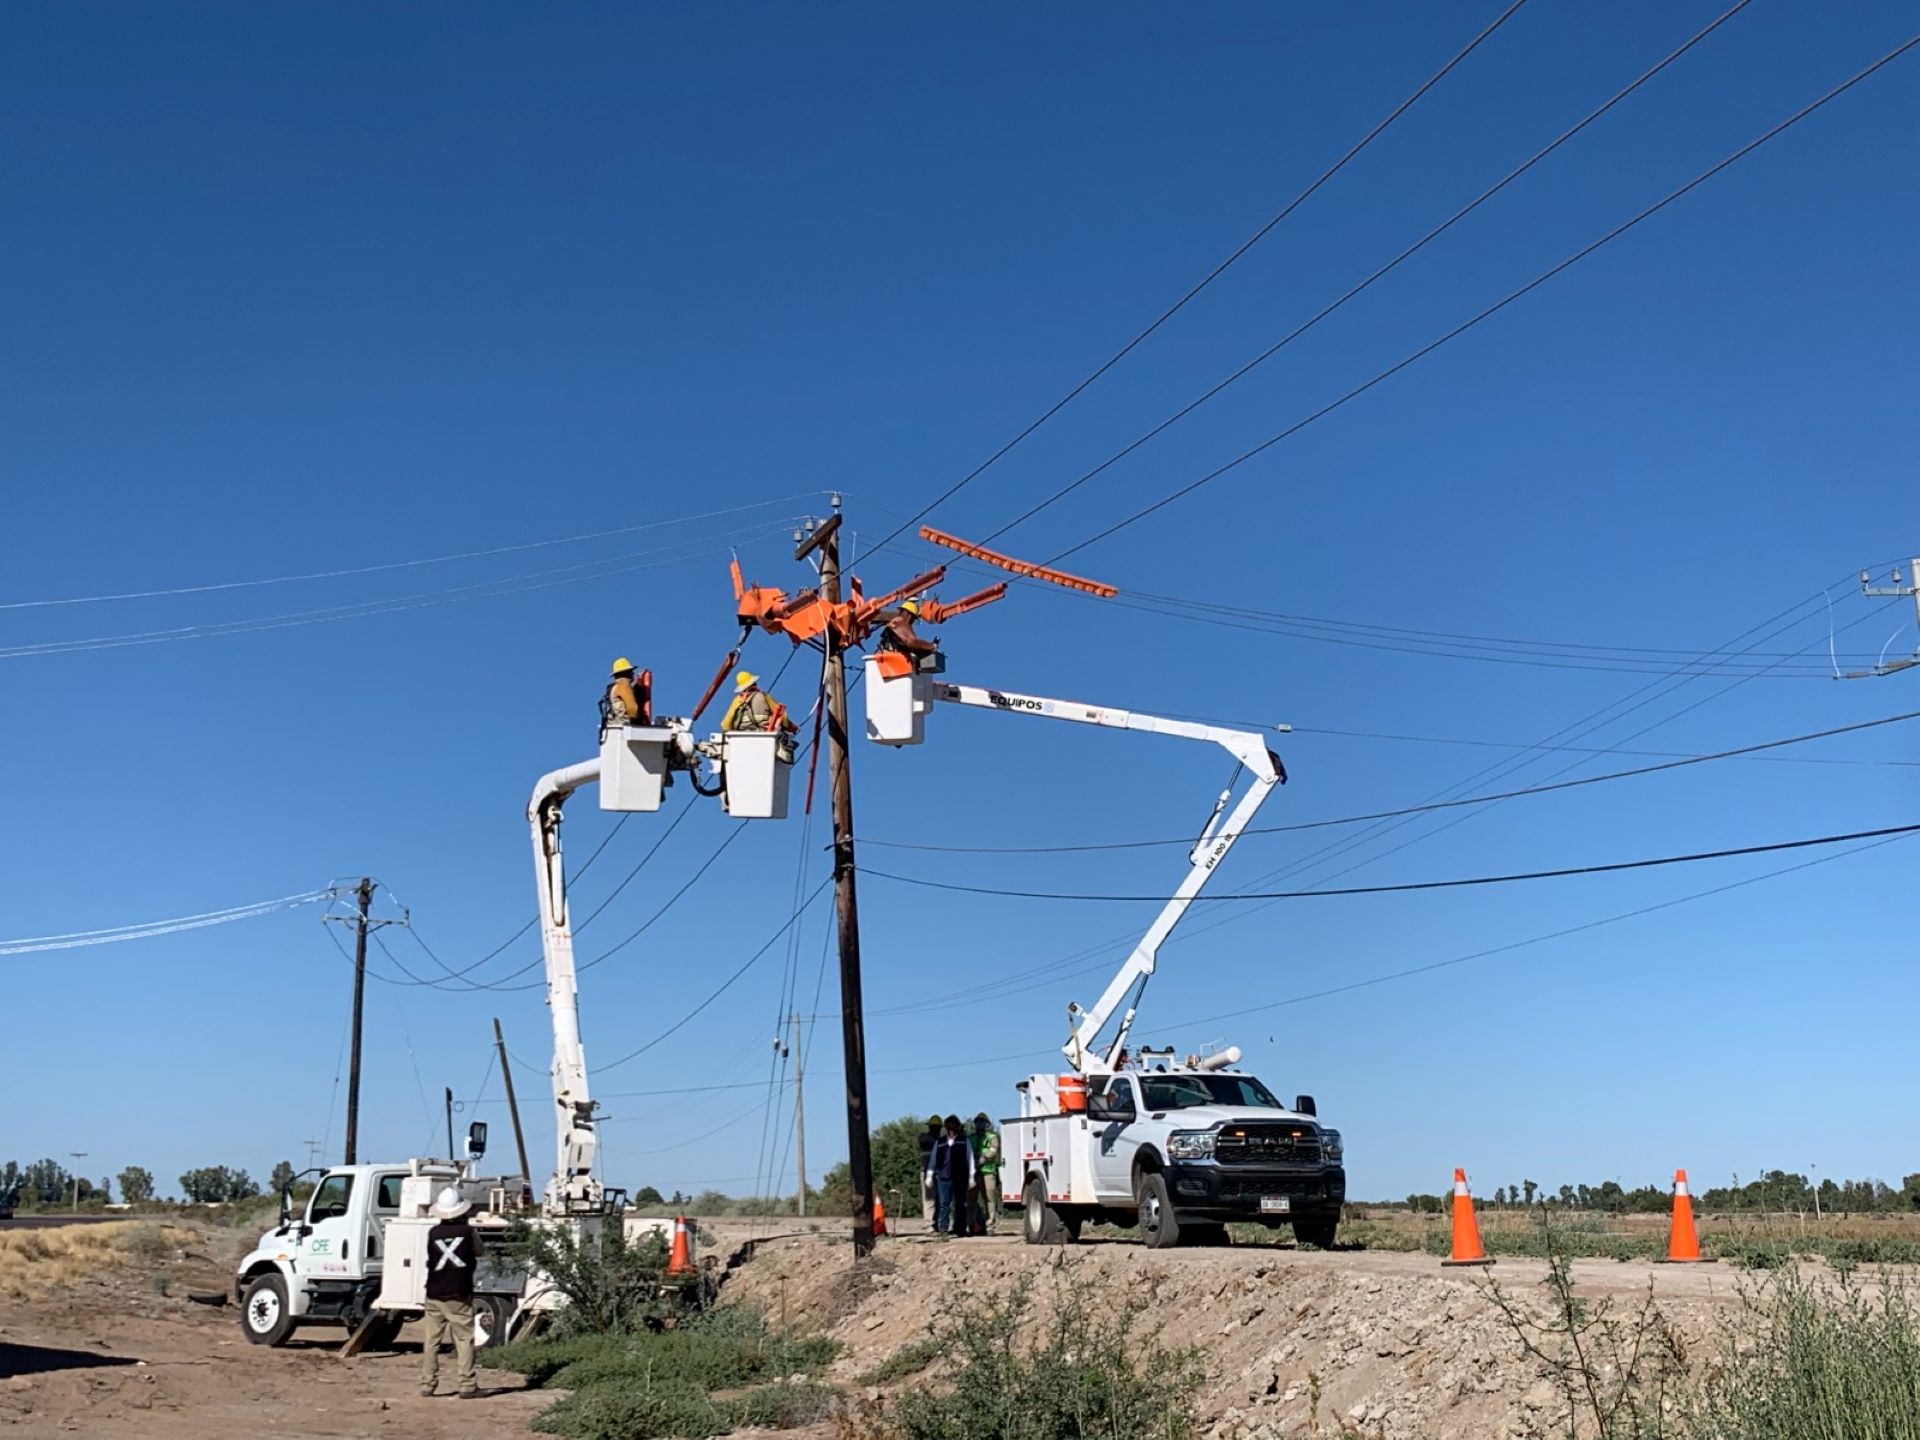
[[1656, 1169, 1716, 1264], [666, 1215, 694, 1276], [872, 1197, 888, 1238], [1441, 1168, 1494, 1267]]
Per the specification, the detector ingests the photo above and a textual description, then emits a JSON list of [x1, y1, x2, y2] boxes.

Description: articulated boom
[[892, 674, 1287, 1074]]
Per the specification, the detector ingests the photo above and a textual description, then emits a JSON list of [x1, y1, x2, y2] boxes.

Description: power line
[[860, 709, 1920, 854], [1157, 828, 1920, 1031], [1044, 35, 1920, 564], [861, 822, 1920, 903], [0, 888, 333, 955], [0, 495, 819, 611], [982, 0, 1755, 547], [864, 0, 1534, 558], [0, 516, 800, 660]]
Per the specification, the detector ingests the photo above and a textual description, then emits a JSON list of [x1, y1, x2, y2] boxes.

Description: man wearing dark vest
[[421, 1186, 481, 1399]]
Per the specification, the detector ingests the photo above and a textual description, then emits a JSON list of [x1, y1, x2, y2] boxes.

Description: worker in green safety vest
[[970, 1113, 1002, 1232]]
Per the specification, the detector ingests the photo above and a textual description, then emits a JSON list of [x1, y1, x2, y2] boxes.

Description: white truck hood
[[1151, 1105, 1319, 1129]]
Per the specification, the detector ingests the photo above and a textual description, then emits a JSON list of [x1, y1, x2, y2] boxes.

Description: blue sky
[[2, 1, 1915, 1205]]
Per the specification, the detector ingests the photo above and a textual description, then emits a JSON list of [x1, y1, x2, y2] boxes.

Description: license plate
[[1260, 1196, 1291, 1215]]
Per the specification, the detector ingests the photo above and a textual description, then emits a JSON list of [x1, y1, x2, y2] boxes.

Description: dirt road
[[0, 1240, 545, 1438]]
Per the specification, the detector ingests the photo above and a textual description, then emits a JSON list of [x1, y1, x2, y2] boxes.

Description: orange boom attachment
[[730, 556, 1007, 649]]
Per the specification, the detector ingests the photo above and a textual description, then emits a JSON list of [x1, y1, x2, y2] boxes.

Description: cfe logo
[[309, 1239, 331, 1255]]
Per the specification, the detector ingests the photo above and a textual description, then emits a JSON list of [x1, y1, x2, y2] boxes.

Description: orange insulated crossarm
[[918, 527, 1117, 597]]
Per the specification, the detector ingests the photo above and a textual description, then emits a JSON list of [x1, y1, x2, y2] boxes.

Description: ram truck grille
[[1212, 1124, 1322, 1166]]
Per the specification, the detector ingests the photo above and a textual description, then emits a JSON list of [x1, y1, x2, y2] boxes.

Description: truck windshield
[[1138, 1074, 1283, 1111]]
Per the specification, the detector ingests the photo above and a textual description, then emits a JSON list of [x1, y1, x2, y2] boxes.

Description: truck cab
[[1010, 1062, 1345, 1249], [234, 1162, 431, 1347]]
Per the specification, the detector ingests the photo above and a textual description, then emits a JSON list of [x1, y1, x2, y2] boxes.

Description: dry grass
[[0, 1222, 197, 1298]]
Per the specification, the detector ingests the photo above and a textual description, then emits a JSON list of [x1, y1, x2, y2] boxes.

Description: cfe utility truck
[[867, 651, 1346, 1249]]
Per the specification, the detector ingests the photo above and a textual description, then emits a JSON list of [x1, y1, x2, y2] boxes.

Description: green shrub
[[886, 1271, 1203, 1440], [1690, 1269, 1920, 1438], [857, 1335, 943, 1386]]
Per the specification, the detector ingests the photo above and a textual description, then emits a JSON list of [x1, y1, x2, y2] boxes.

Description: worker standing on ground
[[970, 1112, 1001, 1232], [420, 1187, 481, 1400], [720, 671, 794, 734], [918, 1115, 942, 1226], [931, 1114, 974, 1237], [600, 658, 652, 734], [878, 600, 940, 668]]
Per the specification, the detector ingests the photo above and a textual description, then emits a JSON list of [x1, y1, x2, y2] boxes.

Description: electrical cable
[[1, 495, 820, 610], [864, 0, 1534, 559], [1042, 34, 1920, 564], [0, 516, 800, 660], [858, 709, 1920, 854], [982, 0, 1755, 546], [594, 879, 833, 1074], [0, 888, 334, 955], [860, 822, 1920, 902]]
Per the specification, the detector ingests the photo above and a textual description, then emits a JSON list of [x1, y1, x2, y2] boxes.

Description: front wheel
[[240, 1273, 296, 1347], [1136, 1171, 1182, 1250], [472, 1294, 511, 1350], [1293, 1218, 1339, 1249]]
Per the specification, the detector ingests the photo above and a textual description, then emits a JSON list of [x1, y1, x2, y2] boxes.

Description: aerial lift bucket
[[865, 654, 931, 746], [599, 727, 673, 813], [719, 731, 792, 819]]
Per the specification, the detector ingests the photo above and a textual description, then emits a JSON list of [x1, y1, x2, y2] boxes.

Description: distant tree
[[1493, 1187, 1507, 1208], [1522, 1179, 1538, 1210], [1576, 1184, 1592, 1210], [1557, 1184, 1574, 1208], [1903, 1174, 1920, 1211], [269, 1161, 297, 1196], [179, 1166, 260, 1203], [634, 1185, 664, 1207], [117, 1167, 155, 1205], [25, 1158, 72, 1206], [0, 1161, 20, 1201], [97, 1177, 112, 1204], [691, 1189, 732, 1215]]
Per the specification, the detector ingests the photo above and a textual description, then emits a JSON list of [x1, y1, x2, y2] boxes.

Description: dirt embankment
[[723, 1232, 1760, 1440]]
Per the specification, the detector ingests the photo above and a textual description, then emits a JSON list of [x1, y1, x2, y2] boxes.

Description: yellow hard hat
[[610, 657, 634, 677], [900, 599, 921, 617], [735, 671, 758, 689]]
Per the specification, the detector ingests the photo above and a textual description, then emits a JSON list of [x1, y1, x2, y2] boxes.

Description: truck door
[[299, 1172, 364, 1280], [363, 1172, 404, 1273], [1087, 1076, 1142, 1203]]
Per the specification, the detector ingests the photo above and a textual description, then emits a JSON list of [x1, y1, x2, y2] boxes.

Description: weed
[[856, 1335, 943, 1386], [150, 1272, 171, 1297], [880, 1267, 1204, 1440]]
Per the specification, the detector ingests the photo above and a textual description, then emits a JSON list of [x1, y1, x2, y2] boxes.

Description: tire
[[1023, 1179, 1064, 1245], [472, 1294, 510, 1351], [1293, 1218, 1339, 1250], [1135, 1171, 1182, 1250], [240, 1273, 296, 1347]]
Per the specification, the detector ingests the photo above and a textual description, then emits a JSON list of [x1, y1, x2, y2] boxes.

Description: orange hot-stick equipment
[[918, 525, 1118, 597]]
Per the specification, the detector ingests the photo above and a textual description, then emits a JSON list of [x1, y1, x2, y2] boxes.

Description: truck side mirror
[[1294, 1094, 1317, 1117], [279, 1188, 292, 1227], [1087, 1090, 1135, 1123], [466, 1121, 489, 1160]]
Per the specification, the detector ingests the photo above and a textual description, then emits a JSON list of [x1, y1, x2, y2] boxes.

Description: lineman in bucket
[[420, 1186, 482, 1399]]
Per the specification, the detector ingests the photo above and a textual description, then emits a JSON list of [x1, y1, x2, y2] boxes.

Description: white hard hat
[[431, 1185, 473, 1220]]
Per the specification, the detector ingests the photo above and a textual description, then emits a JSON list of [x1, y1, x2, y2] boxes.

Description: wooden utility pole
[[494, 1017, 533, 1187], [798, 499, 875, 1256], [343, 877, 374, 1165], [791, 1012, 809, 1218]]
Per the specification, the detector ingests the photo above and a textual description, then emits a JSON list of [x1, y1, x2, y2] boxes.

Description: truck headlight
[[1320, 1129, 1343, 1163], [1167, 1130, 1216, 1161]]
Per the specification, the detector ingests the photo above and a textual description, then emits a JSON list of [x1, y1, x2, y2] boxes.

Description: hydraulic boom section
[[871, 667, 1287, 1074]]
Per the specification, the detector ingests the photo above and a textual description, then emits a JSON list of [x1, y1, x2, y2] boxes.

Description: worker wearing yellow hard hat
[[879, 598, 939, 667], [599, 657, 652, 734], [721, 670, 794, 733]]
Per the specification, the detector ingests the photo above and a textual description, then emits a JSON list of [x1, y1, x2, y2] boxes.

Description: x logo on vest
[[432, 1238, 467, 1270]]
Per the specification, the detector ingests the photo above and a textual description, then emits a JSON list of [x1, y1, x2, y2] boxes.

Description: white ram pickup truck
[[1008, 1062, 1345, 1249]]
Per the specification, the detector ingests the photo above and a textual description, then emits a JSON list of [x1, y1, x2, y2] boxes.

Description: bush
[[486, 1304, 840, 1440], [885, 1271, 1204, 1440], [504, 1220, 688, 1335], [1691, 1269, 1920, 1438]]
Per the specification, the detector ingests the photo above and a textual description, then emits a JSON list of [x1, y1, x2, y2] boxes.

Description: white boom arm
[[930, 681, 1285, 1073], [529, 757, 605, 1214]]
